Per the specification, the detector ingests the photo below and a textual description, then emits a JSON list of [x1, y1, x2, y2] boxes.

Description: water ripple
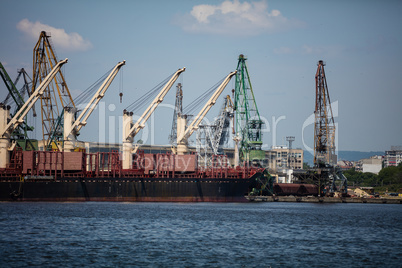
[[0, 202, 401, 267]]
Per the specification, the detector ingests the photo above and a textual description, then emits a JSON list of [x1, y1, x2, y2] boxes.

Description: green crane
[[0, 61, 37, 150], [234, 54, 264, 163]]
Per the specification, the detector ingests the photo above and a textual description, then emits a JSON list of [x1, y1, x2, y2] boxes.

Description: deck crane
[[122, 67, 186, 170], [174, 71, 236, 155], [63, 61, 126, 152], [0, 59, 68, 168]]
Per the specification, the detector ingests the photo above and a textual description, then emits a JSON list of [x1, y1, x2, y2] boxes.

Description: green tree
[[378, 166, 399, 185]]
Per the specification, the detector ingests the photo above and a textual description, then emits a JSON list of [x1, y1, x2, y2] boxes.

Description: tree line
[[343, 162, 402, 192]]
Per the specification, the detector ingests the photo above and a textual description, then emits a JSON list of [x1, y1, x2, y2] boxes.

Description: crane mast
[[63, 60, 126, 152], [314, 60, 336, 167], [168, 83, 183, 145], [0, 59, 68, 168], [175, 71, 236, 155], [122, 67, 185, 169]]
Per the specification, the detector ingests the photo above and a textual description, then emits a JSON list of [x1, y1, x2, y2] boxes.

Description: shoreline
[[247, 196, 402, 204]]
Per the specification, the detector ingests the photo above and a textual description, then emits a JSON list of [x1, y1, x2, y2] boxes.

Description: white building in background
[[361, 156, 382, 175], [384, 146, 402, 167]]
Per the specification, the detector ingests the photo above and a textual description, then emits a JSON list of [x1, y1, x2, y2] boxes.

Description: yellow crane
[[32, 31, 75, 149]]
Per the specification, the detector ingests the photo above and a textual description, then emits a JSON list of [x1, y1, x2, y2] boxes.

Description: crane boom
[[63, 60, 126, 151], [177, 71, 236, 144], [126, 68, 185, 139], [176, 71, 236, 155], [0, 58, 68, 168], [0, 62, 25, 109], [122, 67, 185, 169]]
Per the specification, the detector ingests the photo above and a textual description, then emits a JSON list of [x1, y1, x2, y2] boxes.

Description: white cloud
[[191, 4, 217, 23], [17, 19, 92, 51], [175, 0, 303, 35]]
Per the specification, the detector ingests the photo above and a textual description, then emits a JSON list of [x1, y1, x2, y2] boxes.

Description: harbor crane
[[293, 60, 347, 196], [32, 31, 75, 149], [174, 71, 236, 155], [234, 54, 264, 165], [314, 60, 336, 167], [0, 59, 68, 168], [313, 60, 347, 195], [196, 95, 234, 167], [63, 61, 126, 152], [122, 68, 186, 170], [0, 62, 36, 150]]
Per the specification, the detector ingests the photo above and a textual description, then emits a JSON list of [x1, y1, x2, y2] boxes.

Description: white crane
[[174, 71, 236, 155], [0, 59, 68, 168], [122, 67, 185, 169], [63, 60, 125, 152]]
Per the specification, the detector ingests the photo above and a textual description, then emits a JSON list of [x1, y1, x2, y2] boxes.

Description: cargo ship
[[0, 56, 265, 202], [0, 150, 264, 202]]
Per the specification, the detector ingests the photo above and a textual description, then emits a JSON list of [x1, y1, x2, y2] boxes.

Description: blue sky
[[1, 0, 401, 152]]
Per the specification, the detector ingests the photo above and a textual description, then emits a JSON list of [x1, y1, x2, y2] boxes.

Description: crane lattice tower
[[169, 83, 183, 145], [314, 60, 336, 167], [234, 54, 264, 162], [32, 31, 75, 148]]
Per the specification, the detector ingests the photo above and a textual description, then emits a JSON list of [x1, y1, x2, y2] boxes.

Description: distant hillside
[[303, 151, 384, 166]]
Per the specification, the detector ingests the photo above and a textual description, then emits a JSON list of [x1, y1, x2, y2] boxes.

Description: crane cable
[[183, 76, 226, 116], [67, 66, 114, 108], [124, 71, 175, 114]]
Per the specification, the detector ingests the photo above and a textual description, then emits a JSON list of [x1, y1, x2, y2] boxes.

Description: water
[[0, 202, 401, 267]]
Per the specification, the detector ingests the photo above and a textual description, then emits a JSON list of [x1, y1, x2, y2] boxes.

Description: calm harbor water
[[0, 202, 401, 267]]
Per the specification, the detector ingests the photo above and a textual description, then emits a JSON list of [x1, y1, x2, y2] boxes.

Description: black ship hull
[[0, 177, 252, 202]]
